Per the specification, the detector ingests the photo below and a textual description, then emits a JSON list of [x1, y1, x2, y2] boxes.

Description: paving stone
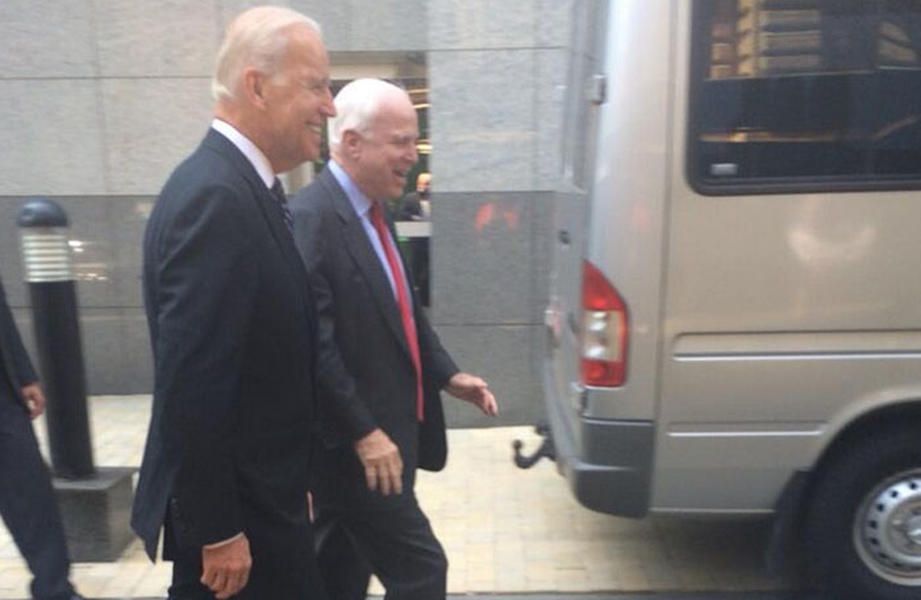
[[0, 396, 795, 598]]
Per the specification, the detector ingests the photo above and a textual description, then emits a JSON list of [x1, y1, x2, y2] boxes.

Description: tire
[[804, 424, 921, 600]]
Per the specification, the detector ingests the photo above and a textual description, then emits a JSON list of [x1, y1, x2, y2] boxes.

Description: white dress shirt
[[211, 119, 275, 190]]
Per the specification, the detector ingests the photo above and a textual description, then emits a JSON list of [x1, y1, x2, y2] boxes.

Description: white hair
[[212, 6, 321, 102], [327, 78, 410, 150]]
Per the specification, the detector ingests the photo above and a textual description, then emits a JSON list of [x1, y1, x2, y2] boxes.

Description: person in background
[[0, 272, 84, 600], [399, 172, 431, 222], [291, 78, 499, 600], [131, 6, 335, 599], [398, 172, 432, 305]]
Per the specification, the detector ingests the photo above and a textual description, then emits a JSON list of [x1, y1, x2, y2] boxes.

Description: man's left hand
[[445, 372, 498, 417], [20, 383, 46, 420]]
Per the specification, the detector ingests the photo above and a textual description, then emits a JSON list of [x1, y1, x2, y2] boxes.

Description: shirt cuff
[[203, 532, 244, 550]]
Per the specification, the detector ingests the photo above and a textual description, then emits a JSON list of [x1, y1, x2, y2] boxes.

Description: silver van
[[533, 2, 921, 599]]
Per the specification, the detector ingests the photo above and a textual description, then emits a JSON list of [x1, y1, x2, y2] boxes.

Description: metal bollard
[[18, 198, 95, 479]]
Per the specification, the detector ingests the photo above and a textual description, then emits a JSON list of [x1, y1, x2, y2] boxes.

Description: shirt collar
[[211, 119, 275, 189], [328, 160, 373, 219]]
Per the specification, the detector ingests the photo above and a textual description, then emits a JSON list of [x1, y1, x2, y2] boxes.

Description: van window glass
[[690, 0, 921, 192]]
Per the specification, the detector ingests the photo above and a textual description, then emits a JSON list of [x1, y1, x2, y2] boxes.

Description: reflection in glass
[[691, 0, 921, 187]]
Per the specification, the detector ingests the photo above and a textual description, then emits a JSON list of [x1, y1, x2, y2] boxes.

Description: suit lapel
[[255, 186, 310, 287], [319, 169, 414, 362], [201, 131, 314, 323]]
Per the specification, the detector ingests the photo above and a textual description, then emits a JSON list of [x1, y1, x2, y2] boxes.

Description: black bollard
[[16, 198, 134, 561], [17, 198, 95, 479]]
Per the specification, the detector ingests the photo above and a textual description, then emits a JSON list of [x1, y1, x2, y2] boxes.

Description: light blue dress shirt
[[328, 160, 412, 307]]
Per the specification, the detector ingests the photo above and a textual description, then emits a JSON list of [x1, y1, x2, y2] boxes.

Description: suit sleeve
[[293, 202, 378, 442], [0, 276, 38, 388], [152, 184, 256, 547]]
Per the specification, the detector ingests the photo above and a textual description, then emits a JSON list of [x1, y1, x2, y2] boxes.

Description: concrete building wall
[[0, 0, 579, 427]]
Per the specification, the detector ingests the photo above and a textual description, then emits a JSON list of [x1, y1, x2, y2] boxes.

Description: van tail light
[[580, 259, 628, 387]]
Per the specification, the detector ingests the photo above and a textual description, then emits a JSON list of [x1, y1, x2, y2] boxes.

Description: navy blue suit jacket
[[132, 129, 320, 560], [291, 166, 457, 510]]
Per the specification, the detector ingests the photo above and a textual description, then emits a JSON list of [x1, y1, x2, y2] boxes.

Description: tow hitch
[[512, 423, 556, 469]]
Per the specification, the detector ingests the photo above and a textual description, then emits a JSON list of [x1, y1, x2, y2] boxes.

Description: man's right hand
[[201, 533, 252, 599], [354, 428, 403, 495]]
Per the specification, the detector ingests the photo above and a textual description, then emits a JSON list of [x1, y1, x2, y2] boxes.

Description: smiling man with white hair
[[131, 6, 336, 599], [291, 78, 498, 600]]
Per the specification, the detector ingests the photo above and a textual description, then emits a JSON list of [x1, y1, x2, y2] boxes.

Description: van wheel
[[805, 426, 921, 599]]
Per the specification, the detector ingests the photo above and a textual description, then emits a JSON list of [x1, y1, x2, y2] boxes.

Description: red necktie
[[370, 202, 424, 421]]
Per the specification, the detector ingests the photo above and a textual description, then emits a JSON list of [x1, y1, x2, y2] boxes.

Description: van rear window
[[689, 0, 921, 193]]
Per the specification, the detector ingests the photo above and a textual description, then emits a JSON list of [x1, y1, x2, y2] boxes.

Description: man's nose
[[322, 89, 336, 117]]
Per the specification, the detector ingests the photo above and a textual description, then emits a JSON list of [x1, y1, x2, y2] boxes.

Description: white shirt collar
[[210, 119, 275, 189]]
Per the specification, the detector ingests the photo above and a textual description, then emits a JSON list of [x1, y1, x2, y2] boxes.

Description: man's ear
[[241, 67, 268, 109], [342, 129, 362, 159]]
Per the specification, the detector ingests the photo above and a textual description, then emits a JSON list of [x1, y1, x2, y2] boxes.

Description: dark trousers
[[0, 377, 74, 600], [314, 497, 447, 600], [166, 503, 328, 600]]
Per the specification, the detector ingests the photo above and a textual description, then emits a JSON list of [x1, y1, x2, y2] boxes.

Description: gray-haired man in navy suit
[[292, 78, 498, 600]]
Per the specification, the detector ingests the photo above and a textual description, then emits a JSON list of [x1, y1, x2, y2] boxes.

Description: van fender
[[804, 386, 921, 467], [768, 391, 921, 574]]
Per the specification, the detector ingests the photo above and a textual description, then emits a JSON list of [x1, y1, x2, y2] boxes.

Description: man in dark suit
[[397, 173, 431, 306], [291, 78, 498, 600], [130, 6, 336, 599], [0, 273, 83, 600], [398, 172, 431, 222]]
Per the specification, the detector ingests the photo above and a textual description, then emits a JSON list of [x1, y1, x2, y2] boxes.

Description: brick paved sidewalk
[[0, 396, 794, 598]]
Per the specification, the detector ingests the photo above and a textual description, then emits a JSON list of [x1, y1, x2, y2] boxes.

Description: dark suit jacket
[[398, 192, 424, 221], [131, 129, 320, 561], [0, 276, 38, 403], [291, 165, 457, 508]]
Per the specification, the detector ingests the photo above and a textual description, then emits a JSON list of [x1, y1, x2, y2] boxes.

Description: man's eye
[[303, 81, 327, 93]]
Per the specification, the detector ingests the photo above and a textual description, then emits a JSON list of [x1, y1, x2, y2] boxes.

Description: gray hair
[[212, 6, 321, 102], [328, 78, 409, 150]]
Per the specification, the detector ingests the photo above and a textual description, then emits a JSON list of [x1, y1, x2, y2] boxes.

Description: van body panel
[[581, 0, 676, 423], [645, 0, 921, 511], [545, 0, 676, 511], [544, 0, 921, 527], [543, 360, 653, 516], [544, 0, 606, 452], [543, 2, 921, 594]]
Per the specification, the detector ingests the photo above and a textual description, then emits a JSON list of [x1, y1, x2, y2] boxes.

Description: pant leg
[[167, 502, 328, 600], [167, 546, 214, 600], [0, 385, 74, 600], [313, 510, 372, 600], [333, 498, 447, 600]]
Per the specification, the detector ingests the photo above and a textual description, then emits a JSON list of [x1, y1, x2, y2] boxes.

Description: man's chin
[[300, 147, 320, 164]]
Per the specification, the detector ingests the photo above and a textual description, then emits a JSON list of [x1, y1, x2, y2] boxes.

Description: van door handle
[[558, 229, 571, 246]]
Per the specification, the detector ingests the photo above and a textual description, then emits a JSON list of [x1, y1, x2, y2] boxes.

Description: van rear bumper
[[544, 371, 654, 517]]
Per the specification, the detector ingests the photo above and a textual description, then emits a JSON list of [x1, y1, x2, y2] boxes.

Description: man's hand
[[201, 534, 252, 599], [354, 428, 403, 495], [20, 383, 46, 420], [445, 372, 499, 417]]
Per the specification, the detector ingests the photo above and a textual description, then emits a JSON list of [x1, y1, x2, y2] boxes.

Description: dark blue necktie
[[271, 178, 293, 234]]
